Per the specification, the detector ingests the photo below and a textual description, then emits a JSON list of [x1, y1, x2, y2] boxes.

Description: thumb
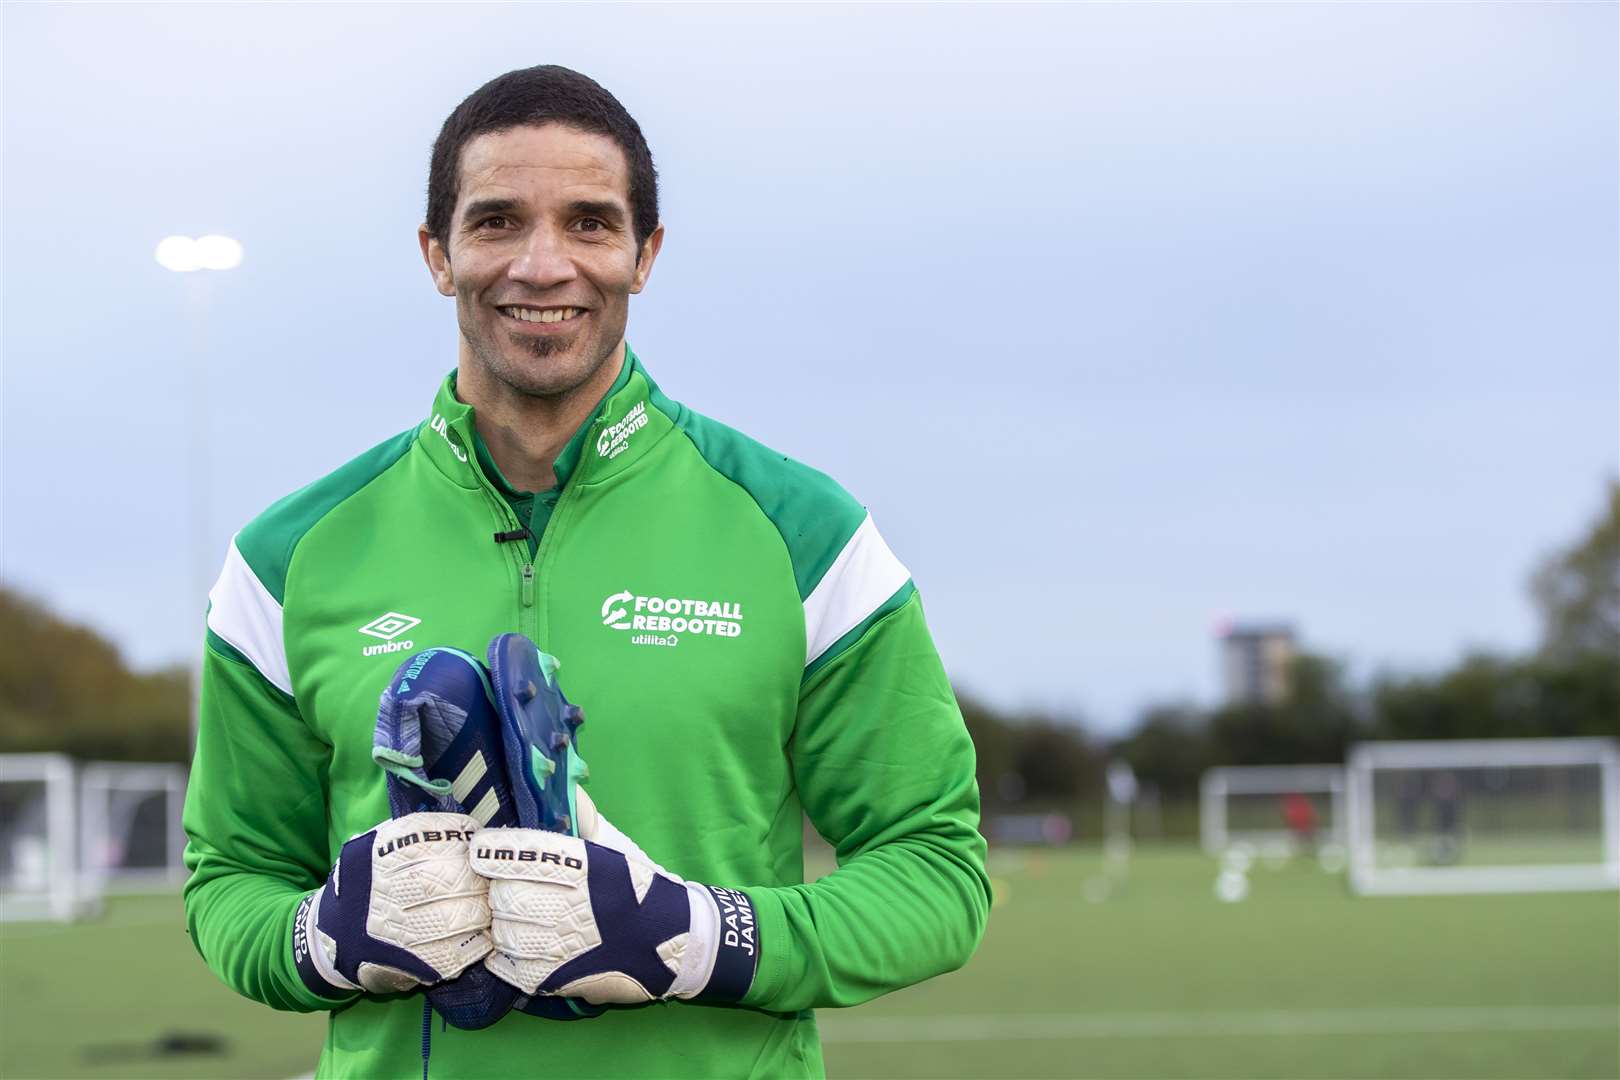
[[573, 784, 601, 840], [572, 790, 670, 877]]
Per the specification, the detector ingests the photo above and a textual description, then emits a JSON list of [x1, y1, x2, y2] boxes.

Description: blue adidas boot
[[486, 632, 589, 836], [483, 633, 604, 1022]]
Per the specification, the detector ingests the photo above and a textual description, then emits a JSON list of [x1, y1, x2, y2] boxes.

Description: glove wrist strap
[[690, 884, 759, 1003], [293, 887, 360, 1000]]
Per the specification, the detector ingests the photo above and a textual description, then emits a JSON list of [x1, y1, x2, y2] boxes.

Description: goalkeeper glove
[[293, 812, 490, 1000], [472, 789, 759, 1006]]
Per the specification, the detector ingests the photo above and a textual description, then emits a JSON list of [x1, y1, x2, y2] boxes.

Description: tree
[[1113, 703, 1209, 802], [1373, 649, 1619, 741], [955, 687, 1100, 812], [0, 586, 189, 762], [1010, 719, 1102, 804], [1373, 652, 1531, 741], [1531, 478, 1620, 662], [955, 688, 1017, 806], [1207, 652, 1363, 766]]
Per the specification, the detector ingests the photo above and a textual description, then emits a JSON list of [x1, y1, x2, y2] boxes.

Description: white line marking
[[818, 1005, 1620, 1044]]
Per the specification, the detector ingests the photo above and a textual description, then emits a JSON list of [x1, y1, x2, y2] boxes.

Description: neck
[[457, 341, 626, 491]]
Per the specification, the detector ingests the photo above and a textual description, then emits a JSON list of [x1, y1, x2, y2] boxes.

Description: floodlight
[[194, 235, 244, 270], [154, 236, 201, 272]]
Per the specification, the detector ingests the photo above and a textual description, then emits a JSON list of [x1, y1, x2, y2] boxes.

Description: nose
[[507, 225, 578, 289]]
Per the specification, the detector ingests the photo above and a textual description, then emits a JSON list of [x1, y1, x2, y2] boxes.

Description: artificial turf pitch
[[1, 845, 1614, 1079]]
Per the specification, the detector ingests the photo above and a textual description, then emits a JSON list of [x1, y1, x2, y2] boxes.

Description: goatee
[[524, 336, 571, 359]]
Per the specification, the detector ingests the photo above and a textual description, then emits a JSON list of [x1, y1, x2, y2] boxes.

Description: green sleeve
[[739, 592, 991, 1011], [181, 636, 349, 1012]]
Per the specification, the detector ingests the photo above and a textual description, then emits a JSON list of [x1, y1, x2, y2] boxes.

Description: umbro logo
[[359, 612, 420, 657], [359, 613, 420, 640]]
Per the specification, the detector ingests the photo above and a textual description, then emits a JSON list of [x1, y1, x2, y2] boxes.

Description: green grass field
[[2, 846, 1615, 1079]]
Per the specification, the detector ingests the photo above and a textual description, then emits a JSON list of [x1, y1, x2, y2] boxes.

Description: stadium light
[[154, 234, 244, 272]]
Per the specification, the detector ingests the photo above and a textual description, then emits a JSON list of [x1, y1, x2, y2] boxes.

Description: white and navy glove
[[293, 813, 491, 999], [471, 790, 759, 1005]]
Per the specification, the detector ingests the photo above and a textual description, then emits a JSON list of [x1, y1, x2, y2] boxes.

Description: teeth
[[506, 307, 582, 324]]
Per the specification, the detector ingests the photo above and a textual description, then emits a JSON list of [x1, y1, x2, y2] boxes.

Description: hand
[[293, 812, 490, 998], [472, 792, 759, 1006]]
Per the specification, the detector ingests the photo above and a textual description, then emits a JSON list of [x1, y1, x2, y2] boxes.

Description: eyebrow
[[563, 199, 628, 224], [461, 197, 520, 224], [460, 197, 628, 226]]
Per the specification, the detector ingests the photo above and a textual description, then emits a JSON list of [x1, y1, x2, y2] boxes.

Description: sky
[[2, 3, 1616, 734]]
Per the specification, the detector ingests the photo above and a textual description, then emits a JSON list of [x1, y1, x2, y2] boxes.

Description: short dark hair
[[426, 65, 659, 254]]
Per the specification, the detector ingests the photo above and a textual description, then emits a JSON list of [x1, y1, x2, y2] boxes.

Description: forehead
[[455, 124, 631, 211]]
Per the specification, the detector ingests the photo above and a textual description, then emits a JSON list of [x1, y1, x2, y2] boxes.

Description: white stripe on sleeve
[[206, 537, 293, 696], [802, 512, 911, 668]]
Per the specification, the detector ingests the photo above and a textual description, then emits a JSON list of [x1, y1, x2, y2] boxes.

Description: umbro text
[[362, 639, 416, 657], [377, 827, 470, 857], [476, 847, 584, 868]]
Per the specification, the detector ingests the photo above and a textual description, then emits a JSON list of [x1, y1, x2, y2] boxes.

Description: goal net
[[0, 754, 81, 921], [1200, 764, 1345, 857], [1346, 738, 1620, 895], [78, 762, 187, 892]]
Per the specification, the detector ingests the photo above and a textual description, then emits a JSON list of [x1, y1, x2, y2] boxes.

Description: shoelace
[[420, 999, 433, 1080]]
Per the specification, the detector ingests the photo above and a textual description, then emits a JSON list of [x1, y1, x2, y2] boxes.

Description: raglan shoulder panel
[[206, 427, 419, 692], [233, 427, 420, 604], [646, 384, 912, 674]]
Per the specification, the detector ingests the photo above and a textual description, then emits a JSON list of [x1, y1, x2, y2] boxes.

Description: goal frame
[[77, 761, 188, 893], [1346, 737, 1620, 896], [0, 753, 82, 921], [1199, 764, 1346, 856]]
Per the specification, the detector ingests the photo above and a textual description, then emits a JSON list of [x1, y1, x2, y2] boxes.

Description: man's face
[[420, 124, 662, 399]]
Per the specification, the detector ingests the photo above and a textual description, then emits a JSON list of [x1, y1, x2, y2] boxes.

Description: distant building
[[1218, 621, 1297, 705]]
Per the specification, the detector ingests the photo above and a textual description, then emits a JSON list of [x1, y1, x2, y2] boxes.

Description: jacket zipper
[[476, 416, 603, 644], [475, 484, 537, 640], [526, 426, 597, 647], [516, 536, 537, 641]]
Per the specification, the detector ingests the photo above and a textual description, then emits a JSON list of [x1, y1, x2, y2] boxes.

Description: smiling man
[[422, 119, 662, 492], [183, 65, 989, 1079]]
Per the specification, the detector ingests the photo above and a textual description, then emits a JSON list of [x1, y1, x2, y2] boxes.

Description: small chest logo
[[359, 612, 420, 657], [600, 589, 742, 649], [596, 402, 648, 461]]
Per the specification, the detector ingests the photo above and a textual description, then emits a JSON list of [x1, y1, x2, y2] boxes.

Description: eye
[[575, 218, 605, 233], [477, 215, 512, 231]]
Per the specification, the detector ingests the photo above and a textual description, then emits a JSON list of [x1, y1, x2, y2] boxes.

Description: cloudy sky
[[3, 3, 1615, 732]]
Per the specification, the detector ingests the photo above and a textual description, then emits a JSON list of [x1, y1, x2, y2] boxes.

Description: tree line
[[3, 484, 1614, 825]]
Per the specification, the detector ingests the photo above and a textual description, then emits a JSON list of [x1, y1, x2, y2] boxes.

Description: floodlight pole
[[184, 273, 213, 755], [156, 236, 242, 755]]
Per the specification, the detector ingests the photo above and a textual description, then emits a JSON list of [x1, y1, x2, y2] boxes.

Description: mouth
[[497, 305, 588, 327]]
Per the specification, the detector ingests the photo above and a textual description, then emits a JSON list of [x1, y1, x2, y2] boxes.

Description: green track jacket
[[182, 348, 990, 1078]]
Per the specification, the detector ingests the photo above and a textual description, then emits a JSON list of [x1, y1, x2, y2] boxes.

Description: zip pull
[[521, 563, 535, 607]]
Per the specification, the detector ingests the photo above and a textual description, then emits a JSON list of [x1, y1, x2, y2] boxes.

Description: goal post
[[1346, 737, 1620, 896], [1200, 764, 1345, 856], [0, 753, 82, 921], [77, 762, 187, 893]]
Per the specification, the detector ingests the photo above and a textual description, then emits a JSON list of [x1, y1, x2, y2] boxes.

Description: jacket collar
[[419, 345, 672, 491]]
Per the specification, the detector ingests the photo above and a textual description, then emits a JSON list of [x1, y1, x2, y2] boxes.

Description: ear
[[629, 223, 665, 295], [419, 225, 456, 297]]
